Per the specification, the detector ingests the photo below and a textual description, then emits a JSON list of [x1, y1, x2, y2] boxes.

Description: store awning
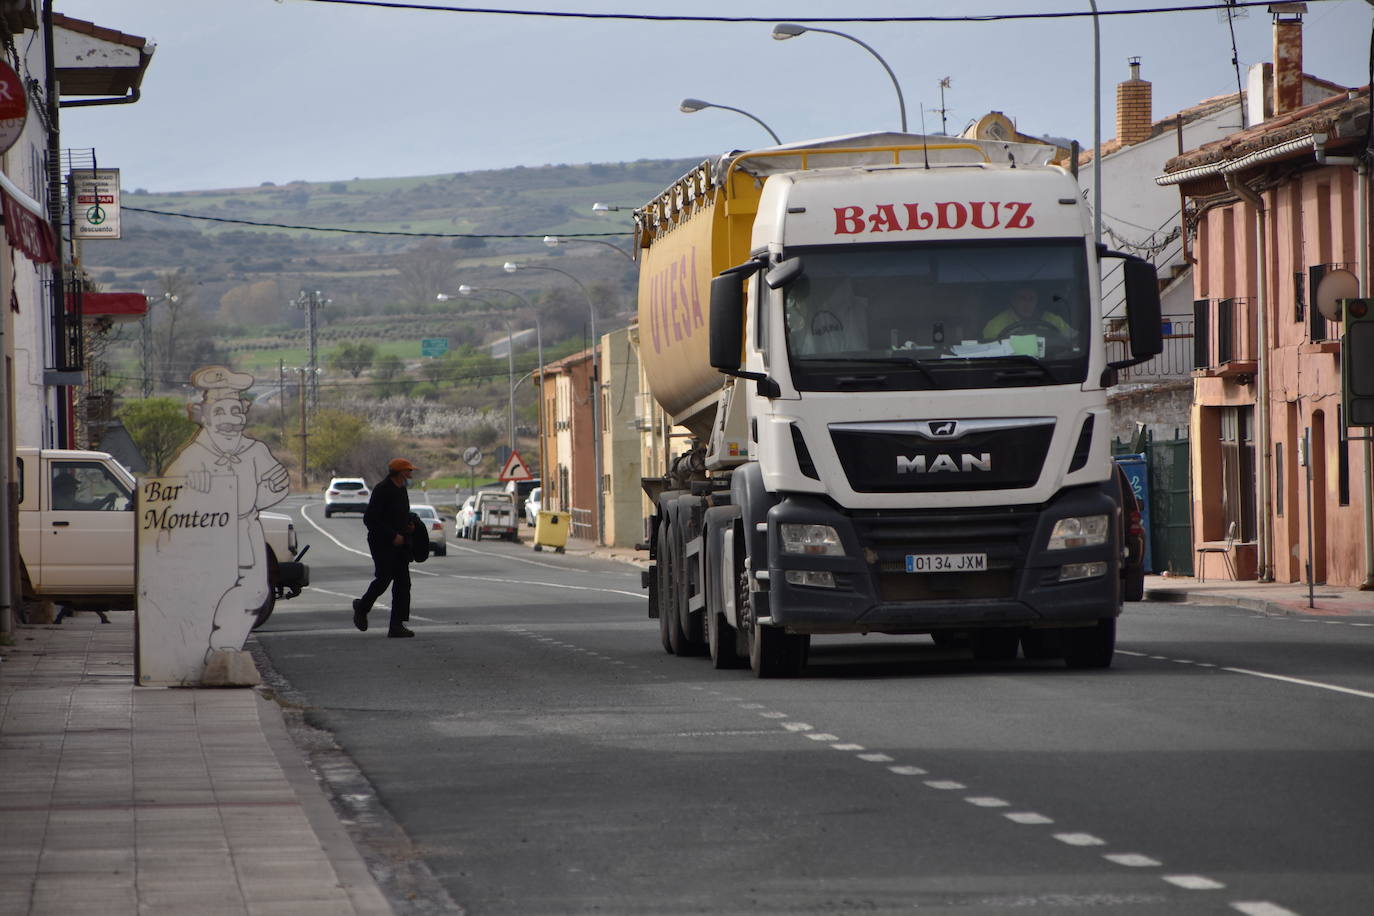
[[67, 291, 148, 323]]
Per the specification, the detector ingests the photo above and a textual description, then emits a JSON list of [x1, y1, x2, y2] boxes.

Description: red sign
[[0, 59, 26, 155], [833, 201, 1035, 235], [498, 450, 533, 482]]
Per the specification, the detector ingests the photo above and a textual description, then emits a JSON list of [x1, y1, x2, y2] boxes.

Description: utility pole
[[296, 367, 309, 489], [293, 289, 328, 411]]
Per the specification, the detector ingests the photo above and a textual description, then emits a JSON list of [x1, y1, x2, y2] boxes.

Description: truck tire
[[251, 547, 279, 630], [749, 618, 808, 678], [1064, 618, 1116, 669], [971, 629, 1020, 661], [705, 514, 743, 669], [666, 516, 706, 658], [656, 517, 674, 654]]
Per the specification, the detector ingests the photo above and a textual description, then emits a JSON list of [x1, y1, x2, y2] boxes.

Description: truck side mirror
[[1122, 258, 1163, 360], [709, 274, 745, 372], [765, 257, 804, 290]]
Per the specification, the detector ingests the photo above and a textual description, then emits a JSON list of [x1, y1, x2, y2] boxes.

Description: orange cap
[[388, 458, 418, 473]]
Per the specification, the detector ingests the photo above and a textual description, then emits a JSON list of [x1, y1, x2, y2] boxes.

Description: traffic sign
[[462, 446, 482, 468], [421, 337, 449, 358], [498, 450, 533, 482]]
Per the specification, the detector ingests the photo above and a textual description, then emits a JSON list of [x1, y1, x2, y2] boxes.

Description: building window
[[1219, 406, 1256, 541]]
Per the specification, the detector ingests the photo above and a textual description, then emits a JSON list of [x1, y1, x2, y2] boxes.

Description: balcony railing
[[1105, 317, 1194, 382], [1192, 297, 1257, 377]]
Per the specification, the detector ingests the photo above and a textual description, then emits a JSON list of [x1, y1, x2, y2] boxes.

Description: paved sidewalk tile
[[0, 615, 391, 916]]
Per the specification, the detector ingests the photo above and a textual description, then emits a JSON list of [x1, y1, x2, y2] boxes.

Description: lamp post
[[591, 202, 634, 215], [679, 98, 782, 145], [503, 261, 603, 545], [451, 285, 545, 485], [543, 235, 634, 263], [771, 22, 908, 133]]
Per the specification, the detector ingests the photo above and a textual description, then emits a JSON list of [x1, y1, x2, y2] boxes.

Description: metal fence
[[1105, 317, 1195, 381], [569, 507, 594, 540]]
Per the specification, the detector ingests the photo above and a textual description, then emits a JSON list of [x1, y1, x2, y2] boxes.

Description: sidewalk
[[0, 613, 392, 916], [1144, 573, 1374, 618]]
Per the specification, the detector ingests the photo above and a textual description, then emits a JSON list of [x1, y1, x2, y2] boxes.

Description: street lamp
[[544, 235, 634, 263], [679, 98, 782, 145], [771, 22, 908, 133], [591, 202, 634, 215], [503, 260, 603, 545]]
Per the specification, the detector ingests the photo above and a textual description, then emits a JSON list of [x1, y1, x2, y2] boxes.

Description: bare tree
[[154, 268, 195, 387], [392, 241, 458, 309]]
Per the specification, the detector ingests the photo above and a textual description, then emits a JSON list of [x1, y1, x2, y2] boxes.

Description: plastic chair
[[1196, 521, 1238, 582]]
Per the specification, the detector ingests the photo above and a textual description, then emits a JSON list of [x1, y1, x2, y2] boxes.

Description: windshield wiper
[[985, 354, 1059, 382], [825, 356, 944, 387]]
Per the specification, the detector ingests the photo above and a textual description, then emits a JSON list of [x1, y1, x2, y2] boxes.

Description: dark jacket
[[364, 474, 411, 547]]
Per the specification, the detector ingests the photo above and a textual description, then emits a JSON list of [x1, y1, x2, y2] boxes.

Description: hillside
[[81, 156, 704, 329]]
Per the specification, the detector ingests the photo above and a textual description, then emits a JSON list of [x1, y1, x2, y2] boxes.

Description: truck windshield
[[781, 239, 1092, 390]]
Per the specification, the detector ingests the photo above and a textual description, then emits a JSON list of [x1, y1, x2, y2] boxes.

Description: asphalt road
[[253, 496, 1374, 916]]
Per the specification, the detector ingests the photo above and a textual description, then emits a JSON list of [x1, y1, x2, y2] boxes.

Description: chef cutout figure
[[165, 366, 291, 662]]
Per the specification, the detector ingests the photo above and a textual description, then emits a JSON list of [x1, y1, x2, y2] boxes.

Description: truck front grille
[[853, 506, 1039, 602]]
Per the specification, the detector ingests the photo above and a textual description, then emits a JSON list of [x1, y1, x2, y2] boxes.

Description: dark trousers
[[359, 537, 411, 631]]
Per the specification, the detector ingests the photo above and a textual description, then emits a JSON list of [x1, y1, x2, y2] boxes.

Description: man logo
[[897, 453, 992, 474], [928, 421, 958, 437]]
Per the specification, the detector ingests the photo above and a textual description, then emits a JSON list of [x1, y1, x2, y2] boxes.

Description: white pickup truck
[[16, 447, 309, 626]]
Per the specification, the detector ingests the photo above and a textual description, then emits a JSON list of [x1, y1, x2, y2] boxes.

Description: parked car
[[504, 478, 540, 523], [411, 504, 447, 557], [459, 490, 518, 541], [324, 477, 370, 517], [455, 496, 478, 541], [524, 486, 542, 527]]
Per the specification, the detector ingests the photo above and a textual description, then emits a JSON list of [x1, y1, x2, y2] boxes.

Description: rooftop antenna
[[935, 77, 952, 134], [919, 104, 931, 169], [1221, 0, 1249, 128]]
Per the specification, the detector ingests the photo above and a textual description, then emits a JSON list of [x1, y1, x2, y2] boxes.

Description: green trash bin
[[533, 510, 568, 553]]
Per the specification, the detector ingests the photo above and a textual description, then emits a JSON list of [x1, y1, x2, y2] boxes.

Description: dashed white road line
[[1165, 875, 1226, 890], [1117, 650, 1374, 700], [509, 628, 1305, 915]]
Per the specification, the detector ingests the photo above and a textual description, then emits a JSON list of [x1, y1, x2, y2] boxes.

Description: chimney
[[1115, 57, 1153, 146], [1270, 2, 1306, 116]]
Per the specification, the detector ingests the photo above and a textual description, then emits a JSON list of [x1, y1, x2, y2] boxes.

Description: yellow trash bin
[[533, 510, 569, 553]]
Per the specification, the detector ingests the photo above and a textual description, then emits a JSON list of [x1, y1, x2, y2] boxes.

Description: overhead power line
[[121, 205, 629, 239], [294, 0, 1327, 24]]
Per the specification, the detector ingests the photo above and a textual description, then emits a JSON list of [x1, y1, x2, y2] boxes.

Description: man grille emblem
[[929, 421, 958, 437]]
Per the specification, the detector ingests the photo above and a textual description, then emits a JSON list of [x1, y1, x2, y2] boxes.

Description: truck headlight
[[785, 570, 836, 588], [1047, 515, 1108, 550], [780, 523, 844, 556], [1059, 561, 1108, 582]]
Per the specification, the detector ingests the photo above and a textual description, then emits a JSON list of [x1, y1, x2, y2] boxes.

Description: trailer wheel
[[656, 517, 674, 653], [1064, 618, 1116, 669], [666, 517, 706, 657]]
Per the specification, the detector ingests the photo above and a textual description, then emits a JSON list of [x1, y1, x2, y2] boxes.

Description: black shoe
[[352, 599, 368, 632], [387, 626, 415, 638]]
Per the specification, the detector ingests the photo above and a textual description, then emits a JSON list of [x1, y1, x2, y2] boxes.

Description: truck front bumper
[[765, 485, 1121, 635]]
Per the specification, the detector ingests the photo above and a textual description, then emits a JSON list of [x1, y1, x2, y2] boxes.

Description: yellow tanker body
[[634, 161, 760, 439]]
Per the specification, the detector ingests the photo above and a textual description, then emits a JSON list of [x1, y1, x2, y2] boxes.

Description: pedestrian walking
[[353, 458, 419, 638]]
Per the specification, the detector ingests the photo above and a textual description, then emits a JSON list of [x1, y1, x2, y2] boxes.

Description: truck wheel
[[666, 519, 705, 658], [1064, 618, 1116, 669], [749, 619, 808, 678], [706, 517, 742, 669], [251, 547, 279, 630], [656, 518, 674, 653], [970, 629, 1019, 661]]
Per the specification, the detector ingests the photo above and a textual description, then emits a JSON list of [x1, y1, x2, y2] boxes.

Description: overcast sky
[[55, 0, 1372, 193]]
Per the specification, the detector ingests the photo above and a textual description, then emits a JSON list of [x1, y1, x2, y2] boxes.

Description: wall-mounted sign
[[71, 168, 121, 239], [0, 60, 27, 155]]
